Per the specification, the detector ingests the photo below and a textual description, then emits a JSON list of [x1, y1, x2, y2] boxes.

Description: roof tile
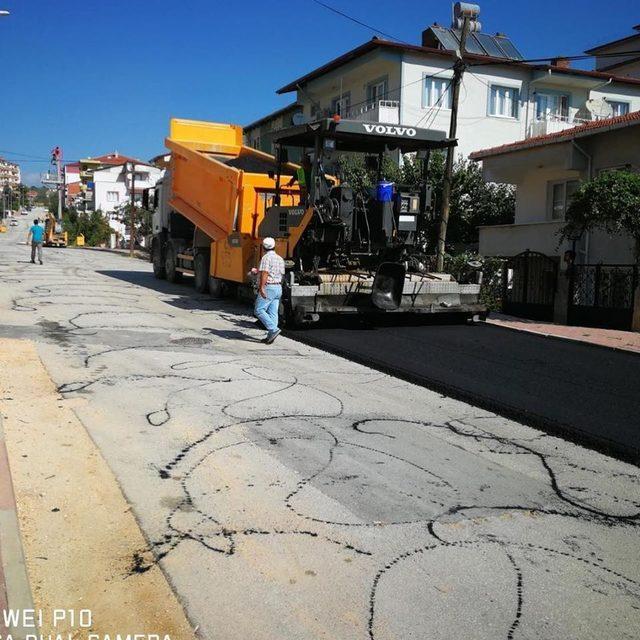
[[470, 110, 640, 159]]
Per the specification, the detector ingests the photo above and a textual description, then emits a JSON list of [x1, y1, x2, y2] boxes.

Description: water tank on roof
[[452, 2, 481, 31]]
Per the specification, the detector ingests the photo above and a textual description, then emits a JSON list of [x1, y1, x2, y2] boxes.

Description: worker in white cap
[[255, 237, 286, 344]]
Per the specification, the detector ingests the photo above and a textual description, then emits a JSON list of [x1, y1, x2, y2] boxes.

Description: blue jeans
[[254, 285, 282, 333]]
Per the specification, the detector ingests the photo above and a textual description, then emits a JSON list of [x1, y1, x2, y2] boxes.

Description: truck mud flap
[[372, 262, 406, 310]]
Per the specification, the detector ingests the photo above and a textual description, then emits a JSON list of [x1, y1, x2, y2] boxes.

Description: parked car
[[9, 219, 19, 226]]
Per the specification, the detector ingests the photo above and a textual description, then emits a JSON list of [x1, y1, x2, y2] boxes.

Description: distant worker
[[27, 219, 44, 265], [255, 237, 285, 344], [287, 154, 312, 205]]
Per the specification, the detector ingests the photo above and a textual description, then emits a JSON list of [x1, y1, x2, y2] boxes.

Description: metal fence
[[568, 264, 638, 330]]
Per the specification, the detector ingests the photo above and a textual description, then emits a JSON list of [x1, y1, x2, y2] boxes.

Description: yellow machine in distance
[[44, 213, 68, 248]]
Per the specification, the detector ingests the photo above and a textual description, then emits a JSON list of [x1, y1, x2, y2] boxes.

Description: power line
[[312, 0, 640, 71], [469, 49, 640, 68], [0, 149, 50, 161], [415, 79, 454, 130], [311, 0, 408, 44]]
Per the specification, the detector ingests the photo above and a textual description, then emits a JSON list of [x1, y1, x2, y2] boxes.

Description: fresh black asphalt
[[287, 320, 640, 464]]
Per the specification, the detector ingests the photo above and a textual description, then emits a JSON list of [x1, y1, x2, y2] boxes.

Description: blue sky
[[1, 0, 637, 185]]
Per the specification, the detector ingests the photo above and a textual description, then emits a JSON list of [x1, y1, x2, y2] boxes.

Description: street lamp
[[0, 10, 10, 17]]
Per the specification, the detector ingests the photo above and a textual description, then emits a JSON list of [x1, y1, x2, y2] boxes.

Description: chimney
[[551, 57, 571, 69]]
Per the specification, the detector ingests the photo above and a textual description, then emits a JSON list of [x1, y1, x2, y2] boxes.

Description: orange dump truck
[[150, 117, 486, 325], [150, 118, 301, 297]]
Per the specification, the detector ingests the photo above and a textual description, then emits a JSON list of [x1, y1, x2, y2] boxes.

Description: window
[[424, 77, 452, 108], [608, 100, 630, 117], [549, 180, 579, 220], [367, 78, 387, 104], [488, 85, 519, 118], [536, 93, 569, 121], [331, 93, 351, 116], [106, 191, 119, 203]]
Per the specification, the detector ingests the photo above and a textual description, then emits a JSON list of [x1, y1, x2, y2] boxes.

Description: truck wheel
[[152, 239, 166, 279], [209, 276, 225, 298], [164, 242, 182, 283], [194, 252, 210, 293]]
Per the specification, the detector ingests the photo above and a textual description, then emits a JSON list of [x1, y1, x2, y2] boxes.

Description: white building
[[92, 163, 162, 214], [471, 110, 640, 264], [0, 157, 21, 187], [275, 22, 640, 159]]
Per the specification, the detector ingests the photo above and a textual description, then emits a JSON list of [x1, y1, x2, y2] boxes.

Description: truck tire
[[208, 276, 225, 298], [194, 251, 210, 293], [164, 241, 182, 283], [152, 238, 166, 279]]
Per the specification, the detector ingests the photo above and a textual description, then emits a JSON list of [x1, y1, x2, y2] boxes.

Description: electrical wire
[[415, 78, 454, 130], [0, 149, 51, 161], [311, 0, 640, 71], [470, 49, 640, 68], [311, 0, 408, 44]]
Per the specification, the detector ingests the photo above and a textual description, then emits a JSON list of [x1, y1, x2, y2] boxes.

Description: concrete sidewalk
[[0, 415, 34, 639], [487, 313, 640, 354]]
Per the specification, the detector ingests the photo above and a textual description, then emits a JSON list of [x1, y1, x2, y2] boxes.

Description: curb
[[0, 413, 35, 639], [486, 318, 640, 358], [73, 246, 149, 261]]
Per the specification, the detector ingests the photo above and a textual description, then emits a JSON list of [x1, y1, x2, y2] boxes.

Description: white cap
[[262, 237, 276, 250]]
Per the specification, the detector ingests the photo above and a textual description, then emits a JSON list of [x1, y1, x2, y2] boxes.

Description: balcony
[[526, 111, 625, 139], [349, 100, 400, 125]]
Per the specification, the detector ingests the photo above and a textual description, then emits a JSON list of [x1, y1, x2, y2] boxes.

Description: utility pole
[[51, 146, 63, 220], [436, 3, 480, 272], [128, 162, 135, 257]]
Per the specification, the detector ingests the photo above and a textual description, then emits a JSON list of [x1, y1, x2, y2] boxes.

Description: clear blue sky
[[1, 0, 637, 185]]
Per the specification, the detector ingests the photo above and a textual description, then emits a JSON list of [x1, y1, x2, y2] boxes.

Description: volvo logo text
[[362, 124, 417, 137]]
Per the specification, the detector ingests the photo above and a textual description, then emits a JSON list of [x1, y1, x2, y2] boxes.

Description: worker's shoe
[[263, 329, 281, 344], [30, 260, 35, 264], [38, 260, 43, 265]]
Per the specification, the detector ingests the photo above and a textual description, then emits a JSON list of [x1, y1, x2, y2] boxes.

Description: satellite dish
[[292, 112, 306, 126], [585, 98, 613, 120]]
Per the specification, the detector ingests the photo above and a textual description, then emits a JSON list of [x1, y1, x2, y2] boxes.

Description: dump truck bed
[[165, 118, 299, 254]]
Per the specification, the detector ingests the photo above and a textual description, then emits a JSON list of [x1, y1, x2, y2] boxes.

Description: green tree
[[561, 170, 640, 261], [62, 207, 112, 246]]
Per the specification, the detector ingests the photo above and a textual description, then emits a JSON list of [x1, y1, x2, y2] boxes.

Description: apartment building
[[272, 18, 640, 159], [73, 152, 162, 214], [243, 103, 304, 159], [91, 162, 162, 214], [586, 24, 640, 79], [0, 157, 21, 187]]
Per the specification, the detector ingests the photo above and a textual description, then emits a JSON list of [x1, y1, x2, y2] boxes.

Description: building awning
[[274, 118, 453, 154]]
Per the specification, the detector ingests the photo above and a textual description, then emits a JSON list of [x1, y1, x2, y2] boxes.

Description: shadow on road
[[202, 327, 263, 343]]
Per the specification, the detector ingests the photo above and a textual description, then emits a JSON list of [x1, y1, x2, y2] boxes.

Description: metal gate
[[568, 264, 637, 330], [502, 251, 558, 321]]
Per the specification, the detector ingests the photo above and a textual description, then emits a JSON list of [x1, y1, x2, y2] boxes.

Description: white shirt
[[259, 250, 285, 284]]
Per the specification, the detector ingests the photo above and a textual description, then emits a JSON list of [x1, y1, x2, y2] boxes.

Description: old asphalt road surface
[[287, 317, 640, 464], [0, 218, 639, 639]]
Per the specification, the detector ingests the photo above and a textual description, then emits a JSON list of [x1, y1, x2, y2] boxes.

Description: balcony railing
[[348, 100, 400, 124], [316, 100, 401, 125], [527, 111, 624, 138]]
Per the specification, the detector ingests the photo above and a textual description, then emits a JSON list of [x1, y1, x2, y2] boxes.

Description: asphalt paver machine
[[267, 117, 486, 324]]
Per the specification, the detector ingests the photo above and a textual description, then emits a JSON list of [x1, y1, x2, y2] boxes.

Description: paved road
[[288, 320, 640, 463], [0, 217, 639, 640]]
